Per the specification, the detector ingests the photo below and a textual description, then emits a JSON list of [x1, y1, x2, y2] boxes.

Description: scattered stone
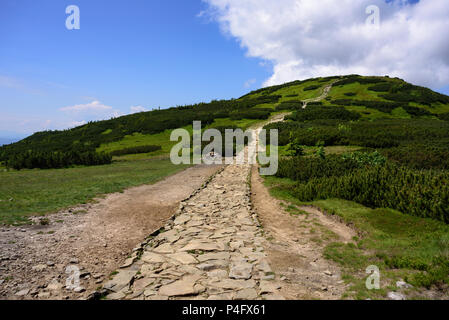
[[146, 295, 169, 300], [47, 279, 62, 291], [15, 289, 29, 296], [396, 281, 413, 289], [38, 291, 51, 299], [120, 258, 135, 268], [32, 264, 47, 272], [46, 261, 55, 267], [106, 291, 125, 300], [324, 270, 333, 276], [388, 292, 406, 300], [259, 281, 281, 294], [74, 286, 86, 293]]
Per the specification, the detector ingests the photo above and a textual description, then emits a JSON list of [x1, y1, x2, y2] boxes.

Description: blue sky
[[1, 0, 448, 139], [0, 0, 271, 138]]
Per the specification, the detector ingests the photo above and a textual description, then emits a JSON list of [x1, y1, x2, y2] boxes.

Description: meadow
[[0, 158, 189, 225]]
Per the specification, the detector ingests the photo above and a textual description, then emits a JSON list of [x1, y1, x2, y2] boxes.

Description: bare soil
[[0, 164, 221, 300], [251, 165, 356, 300]]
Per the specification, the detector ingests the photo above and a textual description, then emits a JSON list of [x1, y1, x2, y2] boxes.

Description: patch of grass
[[0, 158, 190, 225], [316, 199, 449, 297], [97, 126, 192, 156]]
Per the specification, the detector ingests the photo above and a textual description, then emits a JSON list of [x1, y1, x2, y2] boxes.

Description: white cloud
[[69, 120, 87, 128], [130, 105, 148, 113], [60, 100, 113, 113], [202, 0, 449, 89]]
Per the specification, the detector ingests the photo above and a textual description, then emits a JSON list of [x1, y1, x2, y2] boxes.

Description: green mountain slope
[[1, 75, 449, 166]]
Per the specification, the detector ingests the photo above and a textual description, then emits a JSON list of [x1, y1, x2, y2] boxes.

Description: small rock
[[120, 258, 135, 268], [288, 267, 295, 273], [15, 289, 29, 296], [74, 286, 86, 293], [324, 270, 333, 276], [38, 291, 51, 299], [280, 276, 287, 281], [46, 261, 55, 267], [387, 292, 406, 300], [70, 258, 79, 264], [47, 279, 62, 291], [32, 264, 47, 272], [262, 274, 275, 281], [396, 281, 413, 289], [197, 263, 216, 271], [106, 291, 125, 300]]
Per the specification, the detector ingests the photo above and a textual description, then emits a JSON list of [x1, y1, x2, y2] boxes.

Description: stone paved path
[[102, 161, 284, 300]]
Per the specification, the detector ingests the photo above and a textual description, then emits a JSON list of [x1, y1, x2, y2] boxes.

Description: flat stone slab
[[104, 270, 137, 292], [181, 241, 226, 252], [158, 275, 200, 297], [153, 243, 175, 254], [229, 262, 253, 280], [168, 252, 198, 265], [211, 279, 256, 290], [197, 252, 230, 262], [141, 252, 166, 264]]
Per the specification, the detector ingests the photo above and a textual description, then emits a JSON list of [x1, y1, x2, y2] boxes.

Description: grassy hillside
[[2, 74, 448, 166]]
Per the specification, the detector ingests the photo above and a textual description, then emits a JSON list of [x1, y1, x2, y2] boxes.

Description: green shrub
[[304, 85, 320, 91], [290, 163, 449, 223], [6, 150, 112, 170], [287, 106, 361, 122], [109, 145, 162, 157]]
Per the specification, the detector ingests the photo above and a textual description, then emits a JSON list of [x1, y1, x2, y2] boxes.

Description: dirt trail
[[249, 112, 354, 299], [251, 168, 355, 299], [302, 81, 338, 109], [0, 164, 221, 300]]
